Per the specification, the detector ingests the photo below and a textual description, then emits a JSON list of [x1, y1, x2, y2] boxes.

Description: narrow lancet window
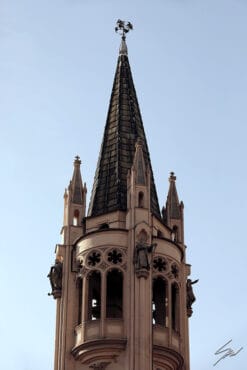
[[152, 277, 167, 326], [171, 225, 179, 242], [88, 271, 101, 320], [106, 269, 123, 318], [171, 282, 180, 332], [73, 209, 80, 226], [138, 192, 144, 208], [77, 278, 82, 325]]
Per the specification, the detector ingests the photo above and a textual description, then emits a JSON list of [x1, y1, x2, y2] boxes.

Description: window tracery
[[171, 263, 179, 278], [107, 249, 123, 264], [153, 257, 167, 272], [87, 251, 101, 267]]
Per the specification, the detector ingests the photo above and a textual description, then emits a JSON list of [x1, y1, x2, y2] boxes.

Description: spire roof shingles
[[88, 46, 160, 218]]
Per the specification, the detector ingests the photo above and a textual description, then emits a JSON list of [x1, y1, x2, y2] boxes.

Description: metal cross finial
[[74, 155, 81, 165], [115, 19, 133, 40], [169, 172, 176, 181]]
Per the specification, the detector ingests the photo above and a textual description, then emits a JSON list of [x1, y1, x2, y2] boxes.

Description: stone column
[[134, 271, 152, 370]]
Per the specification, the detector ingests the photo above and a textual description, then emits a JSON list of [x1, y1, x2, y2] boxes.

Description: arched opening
[[73, 209, 80, 226], [171, 283, 180, 332], [152, 277, 167, 326], [88, 271, 101, 320], [106, 269, 123, 318], [138, 191, 144, 208], [77, 278, 82, 325]]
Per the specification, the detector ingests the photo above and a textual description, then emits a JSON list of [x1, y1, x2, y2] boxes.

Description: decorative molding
[[78, 265, 90, 277], [71, 338, 127, 364], [136, 269, 149, 279], [99, 247, 109, 252], [98, 261, 108, 271], [153, 345, 184, 370], [89, 362, 111, 370]]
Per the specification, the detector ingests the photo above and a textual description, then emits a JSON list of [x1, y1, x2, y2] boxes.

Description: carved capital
[[79, 265, 89, 277], [135, 269, 149, 279]]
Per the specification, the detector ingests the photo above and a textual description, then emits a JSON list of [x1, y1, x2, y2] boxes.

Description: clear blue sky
[[1, 1, 246, 369]]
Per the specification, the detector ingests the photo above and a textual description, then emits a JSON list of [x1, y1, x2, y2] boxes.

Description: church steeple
[[88, 25, 160, 218], [50, 22, 196, 370]]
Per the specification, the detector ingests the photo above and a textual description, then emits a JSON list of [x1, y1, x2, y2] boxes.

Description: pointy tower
[[48, 20, 197, 370]]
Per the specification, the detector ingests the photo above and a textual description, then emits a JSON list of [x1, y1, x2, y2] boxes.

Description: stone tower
[[48, 22, 196, 370]]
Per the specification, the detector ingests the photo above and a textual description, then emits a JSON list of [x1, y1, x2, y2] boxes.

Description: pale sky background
[[1, 0, 247, 369]]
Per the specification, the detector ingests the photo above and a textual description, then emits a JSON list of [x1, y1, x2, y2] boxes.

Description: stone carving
[[134, 242, 157, 276], [48, 259, 63, 299], [186, 278, 199, 317]]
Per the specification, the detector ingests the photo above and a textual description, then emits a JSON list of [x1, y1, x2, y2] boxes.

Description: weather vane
[[115, 19, 133, 40]]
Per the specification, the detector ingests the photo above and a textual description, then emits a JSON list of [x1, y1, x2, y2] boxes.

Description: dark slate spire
[[88, 28, 160, 218]]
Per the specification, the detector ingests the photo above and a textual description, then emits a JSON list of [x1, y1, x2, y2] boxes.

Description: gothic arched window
[[152, 277, 167, 326], [106, 269, 123, 318], [171, 282, 180, 332], [88, 271, 101, 320]]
